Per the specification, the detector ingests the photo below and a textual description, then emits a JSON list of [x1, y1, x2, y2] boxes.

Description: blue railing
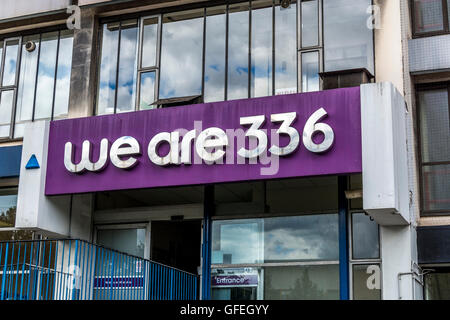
[[0, 239, 198, 300]]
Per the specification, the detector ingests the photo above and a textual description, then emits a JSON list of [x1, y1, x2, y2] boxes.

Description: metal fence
[[0, 239, 198, 300]]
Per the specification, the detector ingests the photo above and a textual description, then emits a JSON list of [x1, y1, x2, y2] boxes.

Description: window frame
[[411, 0, 450, 38], [415, 83, 450, 216], [136, 14, 162, 111]]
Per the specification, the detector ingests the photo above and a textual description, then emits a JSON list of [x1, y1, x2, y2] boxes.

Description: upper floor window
[[0, 30, 73, 140], [96, 0, 374, 115], [412, 0, 450, 36], [417, 86, 450, 216]]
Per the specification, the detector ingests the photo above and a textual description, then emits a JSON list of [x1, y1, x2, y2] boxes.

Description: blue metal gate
[[0, 239, 198, 300]]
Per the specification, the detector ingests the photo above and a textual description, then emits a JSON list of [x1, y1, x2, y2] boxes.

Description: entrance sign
[[212, 275, 258, 287], [45, 87, 362, 195]]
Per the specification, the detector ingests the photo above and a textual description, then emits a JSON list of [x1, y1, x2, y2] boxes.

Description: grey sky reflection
[[212, 214, 339, 265]]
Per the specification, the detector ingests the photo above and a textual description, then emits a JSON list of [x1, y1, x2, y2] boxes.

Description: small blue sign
[[25, 154, 40, 170]]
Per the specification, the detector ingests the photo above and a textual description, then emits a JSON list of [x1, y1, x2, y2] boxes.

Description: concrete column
[[381, 225, 421, 300], [68, 7, 99, 119]]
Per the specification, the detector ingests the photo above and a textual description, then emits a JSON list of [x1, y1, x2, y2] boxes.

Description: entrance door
[[150, 220, 201, 275]]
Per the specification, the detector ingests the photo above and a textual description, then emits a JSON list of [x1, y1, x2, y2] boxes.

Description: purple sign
[[45, 88, 361, 195], [212, 275, 258, 287], [94, 277, 144, 288]]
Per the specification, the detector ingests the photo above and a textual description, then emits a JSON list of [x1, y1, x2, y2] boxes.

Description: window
[[349, 212, 381, 300], [417, 87, 450, 215], [0, 188, 17, 228], [97, 20, 139, 115], [96, 227, 146, 258], [160, 10, 204, 100], [412, 0, 450, 35], [96, 0, 374, 114], [424, 269, 450, 299], [211, 214, 340, 300], [0, 188, 31, 240], [0, 30, 73, 140], [323, 0, 374, 75]]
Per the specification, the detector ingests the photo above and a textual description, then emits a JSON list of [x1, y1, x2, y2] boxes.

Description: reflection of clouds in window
[[212, 220, 262, 264], [142, 17, 159, 68], [204, 9, 226, 103], [264, 215, 339, 262], [139, 71, 156, 110], [117, 21, 139, 113], [34, 32, 59, 120], [16, 35, 39, 123], [324, 0, 374, 74], [159, 13, 203, 99], [251, 5, 272, 98], [2, 40, 19, 87], [54, 32, 73, 118], [228, 4, 249, 100], [97, 23, 119, 115], [275, 3, 297, 94], [302, 51, 319, 93]]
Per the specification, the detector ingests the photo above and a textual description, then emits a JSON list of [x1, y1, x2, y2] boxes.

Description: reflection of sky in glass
[[139, 71, 156, 110], [301, 0, 319, 48], [2, 40, 19, 87], [159, 15, 203, 99], [0, 91, 14, 137], [117, 20, 139, 113], [302, 51, 319, 92], [54, 31, 73, 118], [351, 213, 379, 259], [97, 23, 119, 115], [142, 17, 158, 68], [204, 9, 226, 103], [13, 31, 73, 137], [212, 215, 339, 265], [251, 5, 272, 98], [264, 215, 339, 262], [16, 35, 39, 123], [212, 219, 263, 264], [275, 3, 297, 94], [324, 0, 374, 74], [228, 4, 249, 100], [34, 32, 58, 120]]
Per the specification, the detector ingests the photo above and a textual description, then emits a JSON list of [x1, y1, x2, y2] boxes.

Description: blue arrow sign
[[25, 154, 40, 170]]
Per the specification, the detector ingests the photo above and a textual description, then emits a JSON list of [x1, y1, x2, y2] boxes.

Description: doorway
[[150, 220, 202, 275]]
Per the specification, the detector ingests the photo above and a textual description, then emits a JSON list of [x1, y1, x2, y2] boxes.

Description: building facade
[[0, 0, 447, 300]]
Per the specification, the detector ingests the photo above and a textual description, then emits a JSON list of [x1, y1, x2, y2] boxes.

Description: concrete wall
[[0, 0, 71, 22], [15, 121, 93, 240], [374, 0, 405, 94], [15, 121, 72, 236]]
